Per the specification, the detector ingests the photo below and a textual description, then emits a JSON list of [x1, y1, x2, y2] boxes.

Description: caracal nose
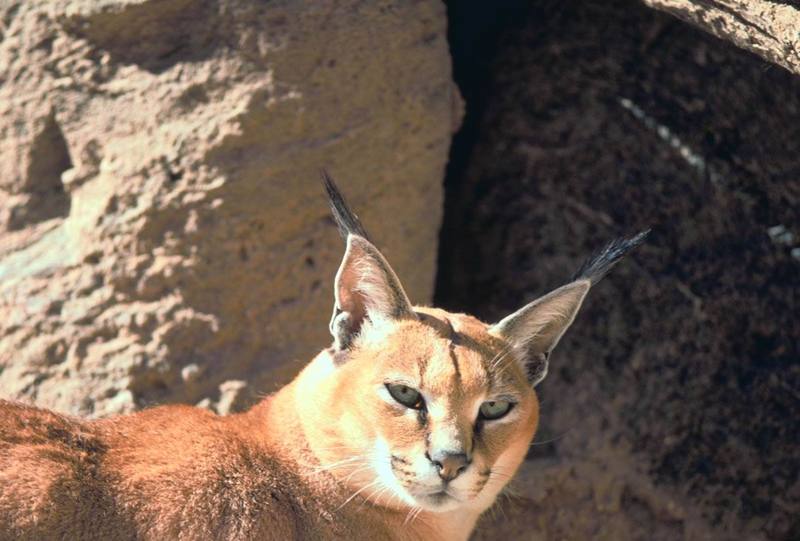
[[428, 451, 470, 482]]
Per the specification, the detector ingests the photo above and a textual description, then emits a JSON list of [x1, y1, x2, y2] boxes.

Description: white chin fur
[[372, 438, 418, 507], [373, 438, 478, 513]]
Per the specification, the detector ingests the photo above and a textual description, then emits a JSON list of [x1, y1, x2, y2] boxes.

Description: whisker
[[486, 465, 516, 484], [529, 428, 573, 447], [312, 447, 362, 454], [403, 505, 421, 525], [362, 484, 392, 508], [312, 456, 367, 473], [343, 464, 374, 483], [337, 479, 380, 511], [497, 493, 509, 520], [489, 345, 514, 372], [489, 347, 518, 380], [387, 489, 403, 509]]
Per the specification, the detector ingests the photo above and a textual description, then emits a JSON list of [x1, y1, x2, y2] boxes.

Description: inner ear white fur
[[330, 234, 416, 350], [489, 280, 591, 385]]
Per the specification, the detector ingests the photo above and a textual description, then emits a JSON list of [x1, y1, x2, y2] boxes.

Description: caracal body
[[0, 174, 646, 540]]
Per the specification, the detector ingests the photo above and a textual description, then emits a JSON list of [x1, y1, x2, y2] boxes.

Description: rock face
[[643, 0, 800, 76], [442, 0, 799, 539], [0, 0, 457, 417]]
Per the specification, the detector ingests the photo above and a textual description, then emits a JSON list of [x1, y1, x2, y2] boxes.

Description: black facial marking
[[417, 356, 427, 390], [449, 342, 461, 384], [391, 454, 410, 465], [414, 313, 490, 355], [471, 474, 490, 495], [444, 317, 458, 342], [474, 417, 485, 438], [464, 469, 490, 497]]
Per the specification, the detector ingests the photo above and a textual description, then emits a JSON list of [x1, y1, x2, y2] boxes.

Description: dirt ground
[[439, 0, 800, 539]]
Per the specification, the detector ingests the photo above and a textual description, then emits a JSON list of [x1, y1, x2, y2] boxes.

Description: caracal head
[[299, 172, 647, 515]]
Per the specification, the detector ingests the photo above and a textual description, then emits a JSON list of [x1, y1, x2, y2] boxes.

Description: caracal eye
[[479, 400, 513, 420], [385, 383, 424, 409]]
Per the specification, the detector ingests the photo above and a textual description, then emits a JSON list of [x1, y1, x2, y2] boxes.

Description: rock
[[443, 0, 798, 538], [180, 363, 202, 384], [0, 0, 458, 417], [642, 0, 800, 76], [215, 380, 248, 416], [195, 397, 214, 412]]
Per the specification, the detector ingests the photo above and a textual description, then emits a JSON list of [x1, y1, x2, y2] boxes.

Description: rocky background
[[0, 0, 458, 416], [442, 1, 799, 540], [1, 0, 798, 540]]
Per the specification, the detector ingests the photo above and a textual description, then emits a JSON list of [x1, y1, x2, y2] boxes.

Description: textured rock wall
[[443, 0, 799, 539], [0, 0, 458, 417], [643, 0, 800, 76]]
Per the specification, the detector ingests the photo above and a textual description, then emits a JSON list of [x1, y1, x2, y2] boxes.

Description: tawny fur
[[0, 309, 536, 541], [0, 176, 644, 540]]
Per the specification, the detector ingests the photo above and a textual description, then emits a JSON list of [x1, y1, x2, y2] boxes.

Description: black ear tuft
[[491, 230, 649, 386], [321, 169, 370, 241], [322, 172, 416, 352], [572, 229, 650, 284]]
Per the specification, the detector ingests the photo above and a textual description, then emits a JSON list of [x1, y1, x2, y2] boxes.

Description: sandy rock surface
[[643, 0, 800, 76], [0, 0, 458, 416]]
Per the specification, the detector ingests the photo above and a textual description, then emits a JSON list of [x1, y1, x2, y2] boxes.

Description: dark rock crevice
[[439, 0, 799, 539], [9, 113, 72, 231]]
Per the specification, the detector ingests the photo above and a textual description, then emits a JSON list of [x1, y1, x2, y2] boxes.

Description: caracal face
[[302, 173, 646, 520], [322, 309, 539, 514]]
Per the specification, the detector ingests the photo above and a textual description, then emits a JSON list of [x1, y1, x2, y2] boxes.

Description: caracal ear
[[323, 170, 416, 350], [490, 231, 650, 386], [490, 281, 590, 385], [331, 235, 416, 349]]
